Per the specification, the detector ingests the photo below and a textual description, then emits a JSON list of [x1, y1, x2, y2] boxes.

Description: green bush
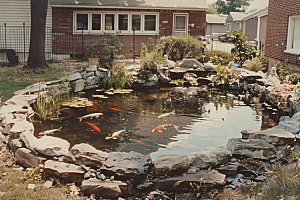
[[204, 50, 234, 65], [98, 34, 123, 69], [156, 36, 203, 61]]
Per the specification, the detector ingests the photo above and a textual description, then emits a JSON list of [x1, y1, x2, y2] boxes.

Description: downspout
[[257, 17, 261, 50]]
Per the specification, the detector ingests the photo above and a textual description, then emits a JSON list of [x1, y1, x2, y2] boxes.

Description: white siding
[[0, 0, 52, 62], [0, 0, 52, 27]]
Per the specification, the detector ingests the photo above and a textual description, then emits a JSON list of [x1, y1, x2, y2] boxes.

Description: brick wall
[[265, 0, 300, 69], [52, 7, 206, 58]]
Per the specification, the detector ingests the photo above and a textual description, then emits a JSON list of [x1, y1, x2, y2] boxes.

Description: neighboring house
[[206, 14, 227, 35], [225, 12, 248, 34], [0, 0, 52, 62], [241, 8, 268, 48], [265, 0, 300, 70], [48, 0, 208, 59]]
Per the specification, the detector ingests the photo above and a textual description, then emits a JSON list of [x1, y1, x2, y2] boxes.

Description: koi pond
[[33, 87, 279, 160]]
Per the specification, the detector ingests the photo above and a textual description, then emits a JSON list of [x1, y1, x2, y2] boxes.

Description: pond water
[[33, 87, 278, 160]]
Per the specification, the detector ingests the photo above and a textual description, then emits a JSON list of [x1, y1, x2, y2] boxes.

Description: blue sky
[[206, 0, 269, 11]]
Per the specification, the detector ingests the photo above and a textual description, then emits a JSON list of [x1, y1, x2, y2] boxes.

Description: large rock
[[242, 128, 296, 146], [72, 79, 85, 92], [100, 151, 152, 181], [64, 143, 108, 168], [178, 59, 203, 69], [227, 138, 277, 160], [15, 148, 45, 168], [152, 169, 226, 192], [215, 161, 240, 176], [60, 73, 82, 82], [8, 138, 23, 152], [20, 129, 38, 153], [256, 76, 280, 87], [189, 145, 232, 169], [154, 154, 190, 176], [82, 178, 134, 198], [9, 120, 34, 139], [34, 136, 70, 156], [274, 116, 300, 134], [44, 160, 84, 183], [14, 82, 47, 95], [85, 76, 99, 86]]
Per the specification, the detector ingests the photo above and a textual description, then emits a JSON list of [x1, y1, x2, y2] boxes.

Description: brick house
[[49, 0, 208, 59], [265, 0, 300, 70]]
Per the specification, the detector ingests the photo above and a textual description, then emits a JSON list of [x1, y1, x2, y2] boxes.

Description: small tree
[[229, 29, 256, 67]]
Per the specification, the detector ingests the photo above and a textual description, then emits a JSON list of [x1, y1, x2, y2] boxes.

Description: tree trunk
[[27, 0, 48, 69]]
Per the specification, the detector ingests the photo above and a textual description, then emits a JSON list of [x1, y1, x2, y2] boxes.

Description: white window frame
[[104, 13, 116, 32], [74, 12, 89, 32], [226, 23, 231, 32], [91, 13, 102, 31], [118, 13, 129, 32], [73, 11, 159, 35], [235, 22, 241, 30], [285, 15, 300, 55], [173, 13, 189, 36]]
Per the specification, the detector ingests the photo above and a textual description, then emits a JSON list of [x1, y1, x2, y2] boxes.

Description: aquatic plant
[[140, 43, 164, 72], [100, 70, 131, 90], [245, 56, 266, 72], [213, 61, 236, 86], [32, 91, 72, 120], [173, 166, 214, 198]]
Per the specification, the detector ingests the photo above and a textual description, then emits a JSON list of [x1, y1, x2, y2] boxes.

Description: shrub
[[245, 57, 266, 72], [156, 36, 203, 61], [204, 50, 234, 65], [229, 29, 257, 67], [140, 43, 164, 72], [98, 34, 123, 69]]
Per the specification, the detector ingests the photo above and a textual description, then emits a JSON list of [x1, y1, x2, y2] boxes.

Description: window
[[73, 12, 158, 34], [235, 22, 241, 30], [118, 14, 128, 31], [175, 15, 186, 30], [144, 15, 156, 31], [226, 23, 231, 32], [285, 15, 300, 54], [92, 14, 101, 30], [105, 14, 115, 30], [132, 14, 141, 31], [76, 14, 88, 30]]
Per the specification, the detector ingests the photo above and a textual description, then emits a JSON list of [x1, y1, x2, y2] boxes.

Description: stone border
[[1, 67, 300, 199]]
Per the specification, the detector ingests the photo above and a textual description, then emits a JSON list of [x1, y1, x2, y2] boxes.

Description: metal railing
[[0, 24, 161, 65]]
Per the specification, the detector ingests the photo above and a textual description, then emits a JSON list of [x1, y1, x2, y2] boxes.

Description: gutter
[[50, 4, 208, 11]]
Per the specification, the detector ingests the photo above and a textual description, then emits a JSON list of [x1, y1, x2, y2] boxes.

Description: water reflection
[[33, 87, 277, 160]]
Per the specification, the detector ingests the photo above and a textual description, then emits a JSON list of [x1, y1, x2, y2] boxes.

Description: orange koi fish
[[152, 124, 175, 132], [82, 121, 101, 132], [241, 126, 252, 132], [232, 111, 245, 117], [110, 108, 123, 112], [203, 121, 220, 128], [136, 141, 150, 146]]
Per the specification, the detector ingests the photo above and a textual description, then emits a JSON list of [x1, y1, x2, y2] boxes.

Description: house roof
[[229, 12, 248, 21], [49, 0, 208, 10], [241, 7, 268, 21], [206, 14, 228, 24]]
